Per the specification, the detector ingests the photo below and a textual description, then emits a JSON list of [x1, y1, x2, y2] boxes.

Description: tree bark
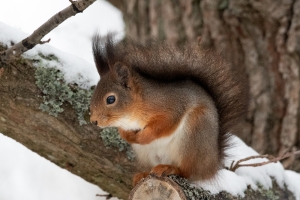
[[110, 0, 300, 172]]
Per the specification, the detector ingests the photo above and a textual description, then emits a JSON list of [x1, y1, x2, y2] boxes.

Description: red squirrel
[[90, 34, 248, 186]]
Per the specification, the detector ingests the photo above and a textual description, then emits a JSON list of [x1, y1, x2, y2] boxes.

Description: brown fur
[[90, 34, 248, 185]]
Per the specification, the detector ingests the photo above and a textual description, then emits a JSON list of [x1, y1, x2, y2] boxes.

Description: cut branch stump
[[129, 175, 187, 200]]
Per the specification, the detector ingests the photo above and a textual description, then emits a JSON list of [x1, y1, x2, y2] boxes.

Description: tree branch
[[0, 57, 134, 199], [96, 194, 113, 199], [0, 0, 96, 64]]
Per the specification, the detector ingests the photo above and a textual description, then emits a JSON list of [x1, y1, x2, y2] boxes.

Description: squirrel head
[[89, 34, 140, 129]]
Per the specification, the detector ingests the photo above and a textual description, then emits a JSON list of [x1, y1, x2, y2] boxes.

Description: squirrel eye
[[106, 95, 116, 105]]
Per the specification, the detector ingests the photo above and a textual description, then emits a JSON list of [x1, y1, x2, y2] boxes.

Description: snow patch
[[193, 136, 300, 199], [286, 170, 300, 199], [0, 133, 119, 200], [0, 21, 99, 89]]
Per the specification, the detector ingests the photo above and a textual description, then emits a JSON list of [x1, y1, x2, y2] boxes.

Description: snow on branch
[[0, 0, 96, 64]]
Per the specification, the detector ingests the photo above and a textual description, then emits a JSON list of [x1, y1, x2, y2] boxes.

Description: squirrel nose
[[90, 114, 98, 125]]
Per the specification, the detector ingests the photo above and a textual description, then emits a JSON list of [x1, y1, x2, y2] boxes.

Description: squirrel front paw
[[150, 164, 182, 177], [118, 128, 140, 143]]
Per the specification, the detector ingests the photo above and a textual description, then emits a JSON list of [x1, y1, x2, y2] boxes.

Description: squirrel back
[[90, 34, 248, 183]]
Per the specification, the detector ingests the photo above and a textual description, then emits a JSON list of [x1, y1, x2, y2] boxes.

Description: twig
[[0, 0, 96, 63], [229, 150, 300, 172], [69, 0, 83, 13], [96, 194, 113, 199], [39, 38, 51, 45]]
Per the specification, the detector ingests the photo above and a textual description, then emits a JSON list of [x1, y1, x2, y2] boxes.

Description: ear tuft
[[114, 62, 130, 88], [92, 33, 109, 75]]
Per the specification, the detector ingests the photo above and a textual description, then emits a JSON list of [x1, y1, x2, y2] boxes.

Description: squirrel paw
[[133, 172, 149, 186], [118, 128, 140, 144], [150, 164, 181, 177]]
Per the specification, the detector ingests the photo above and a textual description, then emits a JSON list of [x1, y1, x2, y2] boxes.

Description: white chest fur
[[132, 115, 187, 167], [112, 115, 143, 131]]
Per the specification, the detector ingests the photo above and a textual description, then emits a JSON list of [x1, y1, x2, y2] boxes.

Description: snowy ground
[[0, 0, 300, 200], [0, 134, 116, 200]]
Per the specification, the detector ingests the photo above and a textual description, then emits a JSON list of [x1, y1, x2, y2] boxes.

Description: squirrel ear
[[114, 62, 130, 88], [92, 33, 109, 75]]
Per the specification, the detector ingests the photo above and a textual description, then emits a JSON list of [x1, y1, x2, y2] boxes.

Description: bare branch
[[0, 0, 96, 63], [229, 150, 300, 172], [39, 38, 51, 45], [96, 194, 113, 199]]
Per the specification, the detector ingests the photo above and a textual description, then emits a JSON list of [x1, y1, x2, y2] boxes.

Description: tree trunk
[[110, 0, 300, 172]]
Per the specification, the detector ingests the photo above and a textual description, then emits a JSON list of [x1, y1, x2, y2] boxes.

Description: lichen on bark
[[35, 65, 93, 125]]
